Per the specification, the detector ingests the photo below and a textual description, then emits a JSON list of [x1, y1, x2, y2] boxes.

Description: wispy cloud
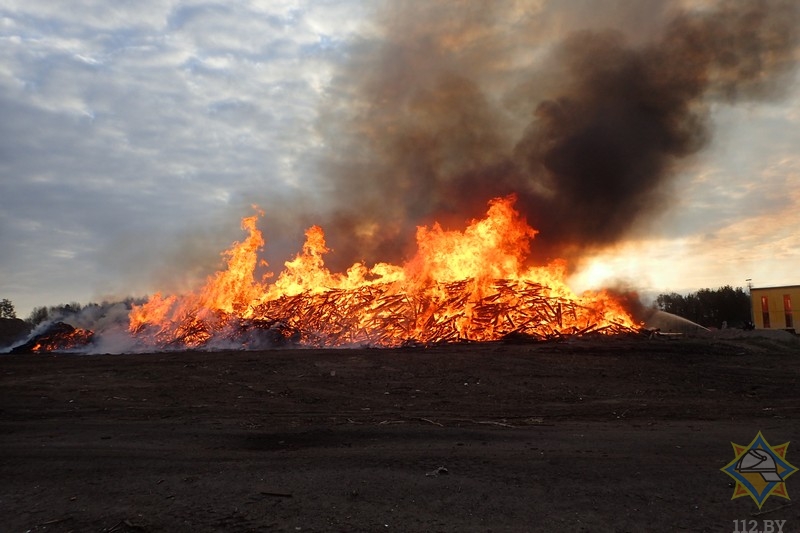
[[0, 0, 368, 314]]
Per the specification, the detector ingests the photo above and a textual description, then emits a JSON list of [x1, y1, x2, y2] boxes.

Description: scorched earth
[[1, 332, 799, 532]]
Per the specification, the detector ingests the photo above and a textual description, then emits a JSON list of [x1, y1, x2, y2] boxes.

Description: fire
[[129, 196, 638, 348]]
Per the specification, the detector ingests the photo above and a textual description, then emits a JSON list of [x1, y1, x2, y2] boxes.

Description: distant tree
[[59, 302, 82, 315], [0, 298, 16, 319], [27, 306, 50, 326], [25, 298, 148, 328], [654, 286, 750, 328], [25, 297, 147, 327], [26, 302, 84, 325], [655, 292, 686, 316]]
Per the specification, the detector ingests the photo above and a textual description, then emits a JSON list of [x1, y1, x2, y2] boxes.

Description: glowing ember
[[11, 322, 94, 353], [130, 196, 638, 348]]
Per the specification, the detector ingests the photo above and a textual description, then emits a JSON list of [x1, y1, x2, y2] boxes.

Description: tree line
[[653, 285, 751, 329], [0, 298, 145, 326]]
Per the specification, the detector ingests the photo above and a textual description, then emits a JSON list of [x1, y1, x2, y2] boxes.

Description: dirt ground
[[1, 333, 799, 532]]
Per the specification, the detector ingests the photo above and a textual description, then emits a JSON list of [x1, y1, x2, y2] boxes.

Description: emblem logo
[[721, 431, 797, 509]]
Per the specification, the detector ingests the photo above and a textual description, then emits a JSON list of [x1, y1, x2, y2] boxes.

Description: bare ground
[[1, 334, 799, 532]]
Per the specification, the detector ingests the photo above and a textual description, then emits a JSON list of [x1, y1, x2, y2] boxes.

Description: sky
[[1, 0, 799, 319]]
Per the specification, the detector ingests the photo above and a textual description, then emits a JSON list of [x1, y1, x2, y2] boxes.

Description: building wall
[[750, 286, 800, 331]]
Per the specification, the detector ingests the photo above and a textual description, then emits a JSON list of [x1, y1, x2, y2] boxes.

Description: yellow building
[[750, 285, 799, 332]]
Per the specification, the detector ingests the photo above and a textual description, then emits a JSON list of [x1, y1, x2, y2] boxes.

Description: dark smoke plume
[[315, 0, 799, 268]]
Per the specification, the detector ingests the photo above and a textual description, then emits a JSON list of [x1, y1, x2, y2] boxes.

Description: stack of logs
[[246, 279, 637, 348]]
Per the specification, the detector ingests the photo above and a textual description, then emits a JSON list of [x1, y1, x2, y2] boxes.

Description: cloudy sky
[[1, 0, 799, 318]]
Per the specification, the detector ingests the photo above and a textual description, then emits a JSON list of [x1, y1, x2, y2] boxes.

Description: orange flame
[[130, 196, 637, 347]]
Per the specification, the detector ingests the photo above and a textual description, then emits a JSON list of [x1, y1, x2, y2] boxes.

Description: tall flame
[[130, 196, 637, 348]]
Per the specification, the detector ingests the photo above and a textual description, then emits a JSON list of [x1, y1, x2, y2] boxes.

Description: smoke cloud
[[313, 0, 799, 268]]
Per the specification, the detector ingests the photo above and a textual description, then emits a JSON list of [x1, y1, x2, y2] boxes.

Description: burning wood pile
[[129, 196, 639, 350], [8, 197, 638, 353], [130, 279, 638, 349]]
